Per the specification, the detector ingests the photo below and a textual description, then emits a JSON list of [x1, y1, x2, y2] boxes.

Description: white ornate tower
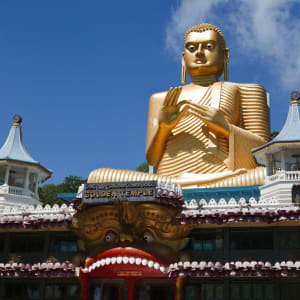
[[0, 115, 52, 210], [253, 91, 300, 206]]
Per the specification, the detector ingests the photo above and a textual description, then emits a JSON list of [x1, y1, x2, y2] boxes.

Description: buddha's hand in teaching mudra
[[158, 87, 189, 130], [159, 87, 229, 138], [184, 102, 230, 138]]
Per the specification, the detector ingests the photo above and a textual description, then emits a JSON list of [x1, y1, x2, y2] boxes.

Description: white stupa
[[0, 115, 52, 210]]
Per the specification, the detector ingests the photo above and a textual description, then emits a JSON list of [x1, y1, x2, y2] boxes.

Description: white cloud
[[166, 0, 300, 90], [165, 0, 226, 54]]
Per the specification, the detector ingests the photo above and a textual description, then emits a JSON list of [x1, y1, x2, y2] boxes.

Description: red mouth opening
[[81, 247, 169, 278]]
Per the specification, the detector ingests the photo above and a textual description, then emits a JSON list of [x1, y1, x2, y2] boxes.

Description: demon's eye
[[142, 231, 154, 243], [105, 231, 118, 242]]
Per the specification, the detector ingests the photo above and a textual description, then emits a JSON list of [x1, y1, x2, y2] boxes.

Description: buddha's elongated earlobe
[[181, 54, 186, 85], [224, 48, 230, 81], [224, 58, 229, 81]]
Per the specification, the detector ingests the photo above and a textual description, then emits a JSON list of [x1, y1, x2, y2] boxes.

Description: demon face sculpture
[[72, 202, 191, 265]]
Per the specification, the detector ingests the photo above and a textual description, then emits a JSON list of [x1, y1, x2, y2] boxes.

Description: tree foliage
[[39, 175, 86, 206], [136, 162, 149, 173], [270, 131, 279, 140]]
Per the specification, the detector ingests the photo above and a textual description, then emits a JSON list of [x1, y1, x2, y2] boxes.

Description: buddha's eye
[[105, 231, 118, 242], [187, 44, 196, 52], [142, 231, 154, 243], [205, 43, 214, 50]]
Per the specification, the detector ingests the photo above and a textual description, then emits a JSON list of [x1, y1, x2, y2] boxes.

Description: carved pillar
[[35, 175, 40, 195], [4, 165, 10, 185], [24, 168, 29, 190], [281, 151, 286, 171], [265, 154, 272, 176]]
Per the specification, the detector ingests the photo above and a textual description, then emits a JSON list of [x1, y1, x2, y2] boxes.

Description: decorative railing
[[0, 261, 75, 278], [8, 186, 24, 196], [183, 195, 280, 209], [1, 203, 75, 216], [286, 171, 300, 180], [267, 171, 300, 183], [179, 206, 300, 225], [0, 184, 38, 200], [169, 260, 300, 278], [0, 204, 76, 228]]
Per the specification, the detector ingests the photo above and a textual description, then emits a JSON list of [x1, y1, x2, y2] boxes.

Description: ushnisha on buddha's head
[[181, 23, 230, 83]]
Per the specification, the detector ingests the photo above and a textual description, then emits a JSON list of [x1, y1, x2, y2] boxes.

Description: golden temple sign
[[83, 181, 157, 203]]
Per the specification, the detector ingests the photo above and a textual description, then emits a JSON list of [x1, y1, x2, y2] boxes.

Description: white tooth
[[105, 258, 111, 265], [154, 263, 160, 270], [96, 261, 101, 267], [123, 256, 129, 264], [88, 266, 92, 272], [160, 266, 165, 272], [148, 260, 154, 268], [100, 259, 105, 266], [111, 257, 117, 264], [142, 259, 148, 266], [83, 268, 88, 273], [136, 258, 141, 265], [129, 257, 135, 264], [117, 256, 122, 264]]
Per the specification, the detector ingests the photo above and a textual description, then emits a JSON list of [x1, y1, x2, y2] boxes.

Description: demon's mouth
[[82, 247, 169, 274]]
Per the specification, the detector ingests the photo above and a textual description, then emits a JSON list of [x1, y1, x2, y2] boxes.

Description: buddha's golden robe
[[88, 82, 270, 187], [157, 82, 269, 176]]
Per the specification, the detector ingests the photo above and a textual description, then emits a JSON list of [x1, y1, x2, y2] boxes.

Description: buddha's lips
[[82, 247, 168, 274], [195, 59, 206, 64]]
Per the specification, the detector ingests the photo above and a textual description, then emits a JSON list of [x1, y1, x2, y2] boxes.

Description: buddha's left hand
[[178, 101, 229, 138]]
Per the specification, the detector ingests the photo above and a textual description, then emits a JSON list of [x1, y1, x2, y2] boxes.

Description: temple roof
[[0, 116, 51, 174], [169, 260, 300, 278], [0, 204, 75, 229], [253, 92, 300, 153]]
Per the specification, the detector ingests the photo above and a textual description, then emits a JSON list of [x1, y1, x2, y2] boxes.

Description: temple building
[[74, 93, 300, 300], [0, 96, 299, 299], [1, 20, 300, 298], [0, 115, 52, 210], [252, 92, 300, 207], [0, 116, 80, 300]]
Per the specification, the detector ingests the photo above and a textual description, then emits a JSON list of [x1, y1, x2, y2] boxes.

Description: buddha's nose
[[196, 44, 204, 56]]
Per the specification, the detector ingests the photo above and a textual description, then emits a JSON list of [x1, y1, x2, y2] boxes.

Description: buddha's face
[[183, 30, 224, 77]]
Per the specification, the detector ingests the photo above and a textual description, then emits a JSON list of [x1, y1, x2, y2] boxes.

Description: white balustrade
[[285, 171, 300, 181], [0, 184, 39, 200], [8, 186, 24, 196], [266, 171, 300, 183], [0, 203, 75, 216]]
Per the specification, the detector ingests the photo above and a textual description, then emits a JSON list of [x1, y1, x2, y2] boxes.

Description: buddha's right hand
[[158, 87, 188, 130]]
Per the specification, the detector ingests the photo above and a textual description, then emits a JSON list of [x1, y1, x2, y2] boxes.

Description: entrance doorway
[[88, 279, 174, 300]]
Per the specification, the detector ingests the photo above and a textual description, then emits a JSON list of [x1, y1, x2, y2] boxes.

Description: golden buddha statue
[[89, 24, 270, 187]]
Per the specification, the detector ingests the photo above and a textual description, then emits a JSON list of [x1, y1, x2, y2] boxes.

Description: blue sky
[[0, 0, 299, 184]]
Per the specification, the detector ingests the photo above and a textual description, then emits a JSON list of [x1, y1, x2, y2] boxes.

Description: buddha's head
[[182, 23, 229, 82]]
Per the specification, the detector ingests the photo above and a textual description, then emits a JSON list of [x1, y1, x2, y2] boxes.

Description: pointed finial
[[13, 115, 22, 127], [291, 91, 300, 104]]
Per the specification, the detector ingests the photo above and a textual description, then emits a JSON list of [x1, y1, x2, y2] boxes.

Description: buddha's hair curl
[[184, 23, 226, 51]]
